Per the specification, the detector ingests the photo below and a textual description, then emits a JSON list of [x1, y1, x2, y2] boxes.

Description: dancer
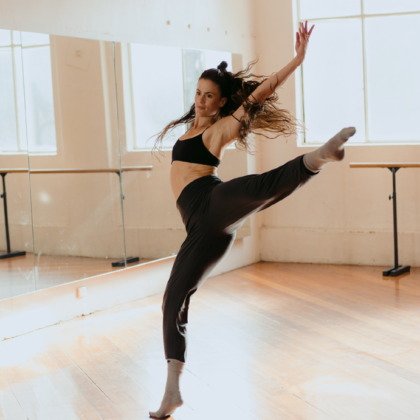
[[149, 21, 355, 418]]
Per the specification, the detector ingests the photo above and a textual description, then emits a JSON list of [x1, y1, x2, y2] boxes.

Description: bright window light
[[295, 1, 420, 145], [0, 30, 56, 154], [302, 19, 365, 143], [21, 32, 56, 153], [365, 14, 420, 141], [124, 44, 184, 150], [0, 45, 18, 151], [122, 44, 232, 150], [364, 0, 420, 14], [299, 0, 360, 20]]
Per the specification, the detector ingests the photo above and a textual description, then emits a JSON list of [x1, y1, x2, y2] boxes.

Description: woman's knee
[[162, 282, 193, 316]]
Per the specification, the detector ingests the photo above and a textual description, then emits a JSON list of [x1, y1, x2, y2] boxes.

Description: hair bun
[[217, 61, 228, 72]]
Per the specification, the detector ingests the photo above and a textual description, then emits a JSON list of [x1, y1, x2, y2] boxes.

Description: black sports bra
[[171, 127, 221, 168]]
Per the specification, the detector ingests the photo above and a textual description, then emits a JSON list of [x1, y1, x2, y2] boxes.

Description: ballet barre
[[0, 167, 153, 266], [350, 162, 420, 277]]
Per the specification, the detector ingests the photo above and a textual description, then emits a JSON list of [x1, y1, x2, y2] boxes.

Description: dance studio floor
[[0, 262, 419, 420]]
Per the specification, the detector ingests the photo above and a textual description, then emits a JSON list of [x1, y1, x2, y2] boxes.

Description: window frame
[[121, 43, 235, 152], [292, 0, 420, 147], [0, 30, 60, 156], [120, 42, 187, 152], [0, 31, 27, 154]]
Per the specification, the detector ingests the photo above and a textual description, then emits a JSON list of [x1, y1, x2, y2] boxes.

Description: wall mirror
[[0, 29, 250, 301], [0, 31, 131, 299], [25, 33, 132, 291], [0, 30, 34, 299], [113, 42, 250, 263]]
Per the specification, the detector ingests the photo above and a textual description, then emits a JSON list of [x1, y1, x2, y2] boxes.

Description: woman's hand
[[295, 21, 315, 61]]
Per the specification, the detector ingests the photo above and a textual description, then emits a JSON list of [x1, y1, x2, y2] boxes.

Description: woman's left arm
[[252, 20, 315, 103], [216, 21, 314, 147]]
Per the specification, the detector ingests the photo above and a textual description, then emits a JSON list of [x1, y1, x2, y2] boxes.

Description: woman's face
[[195, 78, 227, 118]]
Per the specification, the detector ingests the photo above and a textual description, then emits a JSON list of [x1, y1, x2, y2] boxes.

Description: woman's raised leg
[[206, 154, 315, 235], [206, 127, 356, 234]]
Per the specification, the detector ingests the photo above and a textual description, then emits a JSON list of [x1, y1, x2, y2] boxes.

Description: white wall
[[254, 0, 420, 267], [0, 0, 255, 55]]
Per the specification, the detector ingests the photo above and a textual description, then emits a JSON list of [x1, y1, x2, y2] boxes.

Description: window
[[21, 32, 57, 153], [0, 30, 27, 153], [0, 30, 56, 154], [121, 44, 232, 150], [293, 1, 420, 145]]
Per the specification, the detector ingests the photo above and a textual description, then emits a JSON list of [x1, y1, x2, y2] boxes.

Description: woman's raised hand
[[295, 21, 315, 60]]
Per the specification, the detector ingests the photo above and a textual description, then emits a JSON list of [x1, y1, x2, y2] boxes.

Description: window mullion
[[21, 44, 50, 49], [11, 33, 22, 152], [300, 63, 306, 144], [296, 0, 306, 144], [300, 10, 420, 23], [360, 0, 369, 143]]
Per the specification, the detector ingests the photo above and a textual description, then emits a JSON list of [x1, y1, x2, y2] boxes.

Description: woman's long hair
[[152, 59, 303, 157]]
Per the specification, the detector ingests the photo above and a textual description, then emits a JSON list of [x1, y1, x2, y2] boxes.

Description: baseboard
[[261, 227, 419, 267]]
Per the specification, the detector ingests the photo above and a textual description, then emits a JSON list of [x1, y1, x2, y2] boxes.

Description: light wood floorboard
[[0, 262, 419, 419]]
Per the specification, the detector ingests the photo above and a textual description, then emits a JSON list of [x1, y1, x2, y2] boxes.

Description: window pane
[[299, 0, 360, 19], [365, 15, 420, 142], [22, 46, 56, 151], [21, 31, 50, 47], [182, 50, 205, 113], [0, 48, 18, 151], [302, 19, 365, 143], [0, 29, 11, 46], [12, 31, 21, 45], [130, 44, 184, 149], [364, 0, 420, 14]]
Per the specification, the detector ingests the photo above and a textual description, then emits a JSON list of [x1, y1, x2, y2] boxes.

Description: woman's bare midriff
[[170, 161, 217, 202]]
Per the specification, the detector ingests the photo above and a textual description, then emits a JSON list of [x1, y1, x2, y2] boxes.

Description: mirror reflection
[[1, 30, 249, 300], [114, 42, 249, 263], [26, 33, 130, 289], [0, 30, 35, 299]]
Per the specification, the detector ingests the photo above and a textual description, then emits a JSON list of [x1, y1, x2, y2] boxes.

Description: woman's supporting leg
[[149, 358, 185, 419], [162, 231, 235, 362], [149, 230, 235, 418]]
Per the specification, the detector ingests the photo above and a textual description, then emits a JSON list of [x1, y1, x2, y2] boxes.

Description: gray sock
[[303, 127, 356, 172], [149, 359, 185, 419]]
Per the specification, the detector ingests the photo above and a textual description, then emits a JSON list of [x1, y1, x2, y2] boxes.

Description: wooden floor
[[1, 262, 419, 420]]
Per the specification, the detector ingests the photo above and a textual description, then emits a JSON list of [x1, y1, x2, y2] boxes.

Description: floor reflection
[[0, 252, 153, 300]]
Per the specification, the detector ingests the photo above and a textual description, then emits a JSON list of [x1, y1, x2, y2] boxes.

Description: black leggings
[[162, 154, 317, 362]]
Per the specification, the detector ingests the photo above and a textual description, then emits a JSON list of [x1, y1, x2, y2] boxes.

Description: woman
[[150, 21, 355, 418]]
